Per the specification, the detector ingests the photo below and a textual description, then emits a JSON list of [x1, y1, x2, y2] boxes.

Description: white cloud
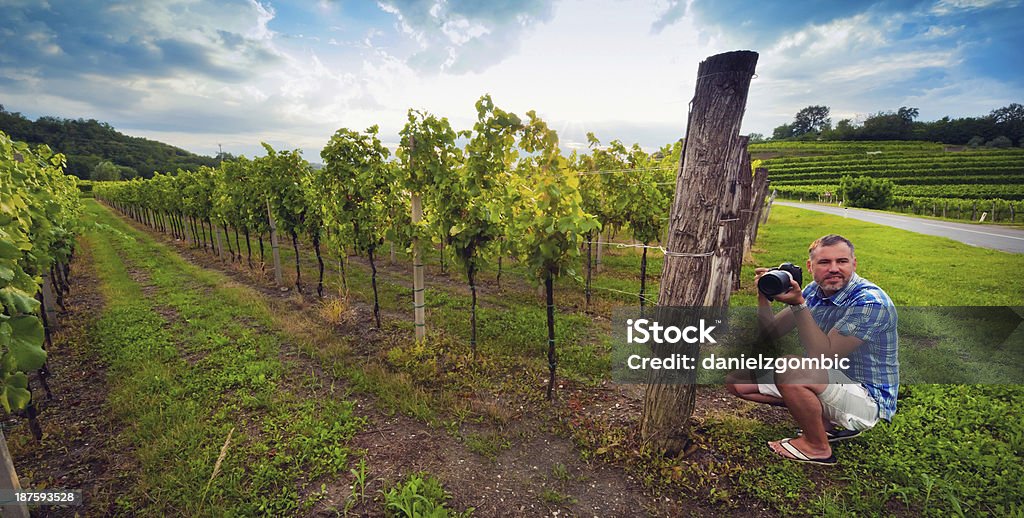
[[769, 13, 891, 58], [246, 0, 277, 40], [930, 0, 1020, 15], [921, 25, 963, 38]]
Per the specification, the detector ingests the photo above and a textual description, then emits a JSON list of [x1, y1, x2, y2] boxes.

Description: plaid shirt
[[803, 273, 899, 420]]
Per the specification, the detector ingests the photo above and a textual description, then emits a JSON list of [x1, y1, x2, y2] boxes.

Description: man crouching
[[725, 234, 898, 465]]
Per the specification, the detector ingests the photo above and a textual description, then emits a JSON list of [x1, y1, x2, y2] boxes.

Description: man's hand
[[772, 280, 805, 306], [754, 267, 771, 305], [754, 269, 804, 306]]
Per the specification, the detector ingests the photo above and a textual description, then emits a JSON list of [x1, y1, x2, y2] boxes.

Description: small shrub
[[839, 175, 894, 210], [316, 296, 353, 324], [382, 473, 471, 517], [385, 341, 440, 384], [985, 135, 1012, 148]]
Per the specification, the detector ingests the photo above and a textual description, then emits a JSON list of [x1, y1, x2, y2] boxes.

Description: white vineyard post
[[267, 200, 283, 286], [412, 193, 426, 341], [214, 223, 224, 258]]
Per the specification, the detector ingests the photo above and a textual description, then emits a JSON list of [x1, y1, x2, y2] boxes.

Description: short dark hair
[[808, 234, 855, 258]]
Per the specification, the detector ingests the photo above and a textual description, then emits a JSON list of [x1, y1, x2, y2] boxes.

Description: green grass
[[736, 205, 1024, 306], [462, 431, 511, 461], [82, 201, 366, 515]]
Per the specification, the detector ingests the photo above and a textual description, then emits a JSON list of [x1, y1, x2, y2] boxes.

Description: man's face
[[806, 243, 857, 296]]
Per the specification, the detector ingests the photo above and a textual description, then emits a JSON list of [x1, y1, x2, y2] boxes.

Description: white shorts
[[757, 369, 880, 431]]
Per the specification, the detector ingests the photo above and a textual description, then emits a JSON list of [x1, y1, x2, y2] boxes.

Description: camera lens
[[757, 270, 793, 297]]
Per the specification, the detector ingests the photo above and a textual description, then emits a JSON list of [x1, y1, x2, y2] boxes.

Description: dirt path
[[5, 239, 140, 516]]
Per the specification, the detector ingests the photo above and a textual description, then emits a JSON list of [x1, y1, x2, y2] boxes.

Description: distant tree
[[771, 123, 794, 140], [861, 106, 919, 140], [792, 105, 831, 136], [990, 103, 1024, 144], [840, 175, 893, 210], [897, 106, 919, 123], [990, 103, 1024, 124], [826, 118, 858, 140], [986, 135, 1012, 148], [748, 132, 766, 143], [117, 164, 139, 179], [967, 135, 985, 148], [91, 160, 121, 181]]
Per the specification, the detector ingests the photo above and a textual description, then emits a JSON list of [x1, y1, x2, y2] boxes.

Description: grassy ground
[[42, 200, 649, 516], [319, 205, 1024, 516], [778, 200, 1024, 229], [68, 202, 371, 514], [51, 200, 1024, 516]]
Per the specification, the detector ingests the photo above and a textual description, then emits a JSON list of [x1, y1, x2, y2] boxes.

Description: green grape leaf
[[1, 372, 31, 412], [0, 263, 14, 282], [0, 239, 20, 260], [0, 287, 41, 315], [8, 316, 46, 371]]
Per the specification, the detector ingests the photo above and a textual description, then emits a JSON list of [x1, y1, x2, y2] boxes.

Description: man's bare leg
[[769, 382, 832, 459], [724, 370, 786, 406]]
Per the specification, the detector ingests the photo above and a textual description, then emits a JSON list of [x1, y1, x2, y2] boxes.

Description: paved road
[[776, 202, 1024, 254]]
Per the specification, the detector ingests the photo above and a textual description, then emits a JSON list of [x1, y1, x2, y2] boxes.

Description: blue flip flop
[[795, 428, 864, 443], [826, 429, 862, 442]]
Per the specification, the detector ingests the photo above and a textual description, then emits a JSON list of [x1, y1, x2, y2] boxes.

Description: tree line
[[0, 105, 222, 181], [762, 103, 1024, 146]]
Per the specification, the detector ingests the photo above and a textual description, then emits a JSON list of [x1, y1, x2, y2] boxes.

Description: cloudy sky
[[1, 0, 1021, 159]]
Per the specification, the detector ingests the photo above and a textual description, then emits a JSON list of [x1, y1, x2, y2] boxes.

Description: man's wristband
[[791, 302, 808, 313]]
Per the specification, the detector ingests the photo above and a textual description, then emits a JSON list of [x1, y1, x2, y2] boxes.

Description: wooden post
[[0, 430, 29, 518], [412, 193, 426, 342], [762, 188, 777, 224], [41, 273, 59, 332], [641, 50, 758, 456], [704, 133, 745, 300], [267, 201, 283, 286], [746, 169, 769, 252], [730, 143, 754, 290]]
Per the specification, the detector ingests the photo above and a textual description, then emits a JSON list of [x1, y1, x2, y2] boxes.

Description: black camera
[[757, 263, 803, 300]]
